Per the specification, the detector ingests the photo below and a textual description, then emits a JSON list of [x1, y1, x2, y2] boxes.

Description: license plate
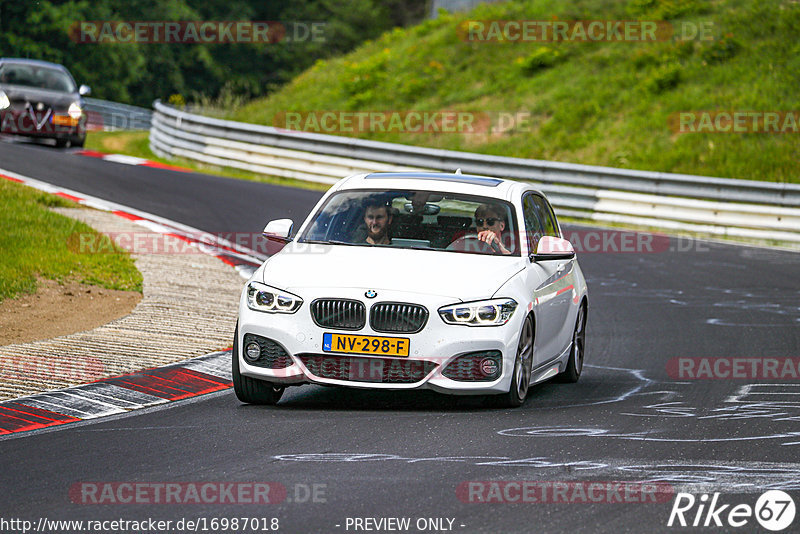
[[53, 115, 79, 126], [322, 333, 409, 357]]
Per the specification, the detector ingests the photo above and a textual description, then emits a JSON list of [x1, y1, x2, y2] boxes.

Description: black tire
[[71, 135, 85, 148], [491, 315, 534, 408], [557, 303, 586, 383], [54, 138, 70, 148], [232, 325, 284, 405]]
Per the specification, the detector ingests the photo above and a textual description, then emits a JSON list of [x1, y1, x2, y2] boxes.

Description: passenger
[[474, 204, 512, 254], [363, 200, 393, 245]]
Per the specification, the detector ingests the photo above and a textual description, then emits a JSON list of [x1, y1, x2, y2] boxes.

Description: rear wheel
[[232, 324, 285, 405], [492, 315, 534, 408], [557, 303, 586, 383]]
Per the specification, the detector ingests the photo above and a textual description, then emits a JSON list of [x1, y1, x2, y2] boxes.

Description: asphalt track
[[1, 140, 799, 533]]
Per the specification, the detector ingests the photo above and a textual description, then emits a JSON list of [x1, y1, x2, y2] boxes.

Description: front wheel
[[232, 325, 285, 405], [491, 315, 534, 408], [557, 304, 586, 383]]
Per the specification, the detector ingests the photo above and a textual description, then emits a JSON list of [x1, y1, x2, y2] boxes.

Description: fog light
[[442, 350, 502, 381], [244, 342, 261, 362], [479, 358, 499, 378]]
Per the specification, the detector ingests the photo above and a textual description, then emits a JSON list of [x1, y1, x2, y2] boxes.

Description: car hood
[[0, 84, 77, 108], [261, 243, 524, 301]]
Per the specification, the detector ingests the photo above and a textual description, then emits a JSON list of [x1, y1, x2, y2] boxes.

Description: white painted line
[[17, 397, 98, 419], [101, 154, 149, 165], [75, 383, 167, 407], [0, 166, 266, 275], [66, 385, 155, 409], [43, 392, 128, 419], [182, 360, 232, 381], [132, 219, 174, 233]]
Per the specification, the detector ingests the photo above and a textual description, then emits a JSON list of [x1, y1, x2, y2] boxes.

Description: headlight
[[67, 102, 82, 119], [438, 298, 517, 326], [0, 91, 9, 110], [246, 281, 302, 314]]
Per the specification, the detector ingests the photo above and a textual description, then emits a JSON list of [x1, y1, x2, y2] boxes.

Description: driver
[[363, 200, 393, 245], [474, 204, 512, 255]]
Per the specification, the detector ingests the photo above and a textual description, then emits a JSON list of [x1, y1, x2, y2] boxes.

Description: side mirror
[[78, 85, 91, 96], [531, 236, 575, 262], [262, 218, 294, 243]]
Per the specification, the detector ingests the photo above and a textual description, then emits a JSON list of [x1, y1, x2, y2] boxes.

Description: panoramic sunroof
[[364, 172, 503, 187]]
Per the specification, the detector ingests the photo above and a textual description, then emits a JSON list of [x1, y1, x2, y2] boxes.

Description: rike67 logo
[[668, 491, 796, 531]]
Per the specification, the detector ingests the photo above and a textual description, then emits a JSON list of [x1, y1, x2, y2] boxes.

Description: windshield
[[0, 63, 76, 92], [299, 189, 520, 256]]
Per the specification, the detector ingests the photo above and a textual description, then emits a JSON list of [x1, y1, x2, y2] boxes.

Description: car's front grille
[[442, 350, 503, 381], [298, 354, 437, 384], [311, 299, 366, 330], [242, 334, 293, 369], [370, 302, 428, 333]]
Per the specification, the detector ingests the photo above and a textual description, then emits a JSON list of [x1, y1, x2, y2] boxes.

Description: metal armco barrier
[[85, 98, 152, 131], [150, 101, 800, 244]]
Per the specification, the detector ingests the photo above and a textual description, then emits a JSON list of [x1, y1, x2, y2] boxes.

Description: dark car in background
[[0, 58, 90, 148]]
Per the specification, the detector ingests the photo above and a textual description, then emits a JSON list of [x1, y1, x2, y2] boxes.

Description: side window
[[522, 194, 545, 252], [531, 195, 559, 238]]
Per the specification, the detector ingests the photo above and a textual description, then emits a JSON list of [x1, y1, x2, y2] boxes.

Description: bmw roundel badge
[[365, 290, 377, 299]]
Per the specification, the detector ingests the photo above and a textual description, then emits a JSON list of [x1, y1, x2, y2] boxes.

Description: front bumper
[[237, 287, 524, 395], [1, 110, 86, 139]]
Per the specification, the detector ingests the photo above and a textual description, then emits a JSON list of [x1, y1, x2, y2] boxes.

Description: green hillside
[[229, 0, 800, 183]]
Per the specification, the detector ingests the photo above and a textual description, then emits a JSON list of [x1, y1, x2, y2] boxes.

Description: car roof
[[0, 58, 71, 72], [335, 172, 543, 202]]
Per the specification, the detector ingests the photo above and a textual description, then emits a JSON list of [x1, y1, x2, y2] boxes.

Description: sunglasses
[[475, 217, 500, 226]]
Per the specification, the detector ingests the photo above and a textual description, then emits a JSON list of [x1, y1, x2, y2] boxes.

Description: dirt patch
[[0, 279, 141, 346]]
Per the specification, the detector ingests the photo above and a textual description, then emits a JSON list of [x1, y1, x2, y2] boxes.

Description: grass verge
[[226, 0, 800, 183], [0, 179, 143, 302]]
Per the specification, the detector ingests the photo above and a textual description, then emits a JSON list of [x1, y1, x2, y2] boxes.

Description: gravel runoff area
[[0, 207, 245, 401]]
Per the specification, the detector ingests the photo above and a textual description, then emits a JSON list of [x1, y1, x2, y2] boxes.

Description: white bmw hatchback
[[234, 172, 587, 407]]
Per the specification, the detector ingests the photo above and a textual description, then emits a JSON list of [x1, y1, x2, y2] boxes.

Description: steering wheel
[[446, 234, 497, 253]]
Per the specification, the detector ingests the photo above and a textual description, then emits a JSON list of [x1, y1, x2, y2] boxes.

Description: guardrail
[[84, 98, 152, 131], [150, 101, 800, 244]]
